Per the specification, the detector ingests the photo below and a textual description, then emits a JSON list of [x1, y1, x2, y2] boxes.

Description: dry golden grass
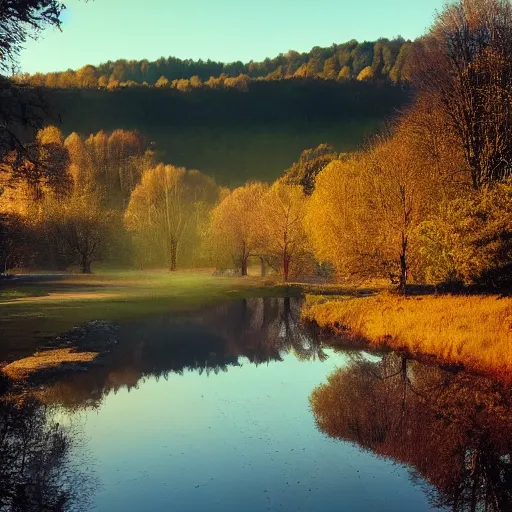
[[302, 293, 512, 378], [2, 348, 98, 380]]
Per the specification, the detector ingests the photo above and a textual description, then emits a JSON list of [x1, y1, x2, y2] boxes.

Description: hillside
[[50, 80, 410, 185]]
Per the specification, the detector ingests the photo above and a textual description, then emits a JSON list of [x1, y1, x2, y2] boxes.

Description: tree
[[260, 182, 310, 281], [416, 179, 512, 288], [322, 56, 339, 79], [64, 129, 151, 210], [0, 211, 32, 273], [155, 75, 170, 88], [357, 66, 374, 81], [306, 135, 436, 293], [224, 74, 250, 91], [305, 158, 369, 279], [411, 0, 512, 189], [124, 164, 218, 271], [389, 42, 413, 83], [0, 0, 64, 72], [44, 191, 118, 274], [282, 143, 338, 195], [0, 1, 87, 187], [337, 66, 352, 80], [363, 137, 427, 292], [208, 182, 267, 276]]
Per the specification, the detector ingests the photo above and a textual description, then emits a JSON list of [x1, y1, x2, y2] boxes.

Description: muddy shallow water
[[1, 298, 511, 511]]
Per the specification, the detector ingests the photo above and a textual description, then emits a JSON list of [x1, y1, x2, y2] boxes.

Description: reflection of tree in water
[[36, 298, 326, 410], [310, 354, 512, 511], [0, 390, 96, 511], [196, 297, 328, 364]]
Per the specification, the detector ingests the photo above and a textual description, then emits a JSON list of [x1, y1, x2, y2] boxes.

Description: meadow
[[0, 270, 296, 362]]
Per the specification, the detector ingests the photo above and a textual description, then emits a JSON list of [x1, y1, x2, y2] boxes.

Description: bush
[[416, 180, 512, 290]]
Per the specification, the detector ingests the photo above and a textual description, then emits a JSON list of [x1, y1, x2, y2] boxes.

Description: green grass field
[[0, 270, 298, 361]]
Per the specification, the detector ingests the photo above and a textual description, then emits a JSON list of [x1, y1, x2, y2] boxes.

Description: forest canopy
[[14, 38, 413, 89]]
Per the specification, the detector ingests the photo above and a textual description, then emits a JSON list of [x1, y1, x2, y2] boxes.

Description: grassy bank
[[0, 270, 296, 361], [301, 293, 512, 379]]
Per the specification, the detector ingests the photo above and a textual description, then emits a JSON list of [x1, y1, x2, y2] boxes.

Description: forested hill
[[50, 80, 411, 185], [19, 38, 412, 89]]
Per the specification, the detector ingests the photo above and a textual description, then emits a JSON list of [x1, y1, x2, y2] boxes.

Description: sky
[[19, 0, 446, 74]]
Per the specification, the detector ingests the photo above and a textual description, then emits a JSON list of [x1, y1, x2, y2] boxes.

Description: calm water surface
[[1, 298, 511, 511]]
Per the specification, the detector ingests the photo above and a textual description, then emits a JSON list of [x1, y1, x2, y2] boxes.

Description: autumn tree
[[306, 135, 437, 292], [357, 66, 374, 81], [260, 182, 310, 281], [322, 56, 339, 79], [412, 0, 512, 189], [282, 143, 338, 195], [337, 65, 352, 80], [64, 129, 152, 210], [305, 157, 370, 280], [208, 182, 267, 276], [44, 191, 118, 274], [124, 164, 218, 271], [0, 1, 90, 190], [416, 178, 512, 288]]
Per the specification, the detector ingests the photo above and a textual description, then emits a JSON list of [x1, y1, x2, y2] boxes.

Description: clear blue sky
[[19, 0, 446, 74]]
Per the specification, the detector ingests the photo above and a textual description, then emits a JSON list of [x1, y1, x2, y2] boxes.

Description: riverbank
[[301, 293, 512, 380], [0, 270, 297, 364]]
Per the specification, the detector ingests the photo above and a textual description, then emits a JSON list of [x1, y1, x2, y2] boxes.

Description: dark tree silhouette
[[0, 395, 97, 511]]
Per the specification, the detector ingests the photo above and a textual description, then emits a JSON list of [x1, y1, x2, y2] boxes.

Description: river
[[1, 297, 510, 511]]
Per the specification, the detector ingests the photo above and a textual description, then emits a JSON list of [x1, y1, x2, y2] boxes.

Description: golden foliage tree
[[416, 178, 512, 288], [305, 158, 368, 279], [125, 164, 218, 271], [208, 182, 267, 276], [260, 182, 310, 281], [64, 129, 151, 210], [306, 134, 439, 291]]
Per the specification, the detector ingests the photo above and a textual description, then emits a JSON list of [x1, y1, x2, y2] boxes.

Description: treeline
[[15, 38, 413, 90]]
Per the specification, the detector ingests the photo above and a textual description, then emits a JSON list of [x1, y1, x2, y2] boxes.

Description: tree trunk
[[169, 238, 178, 271], [260, 256, 267, 277], [283, 253, 290, 282], [241, 256, 248, 277], [81, 256, 92, 274], [399, 233, 408, 296]]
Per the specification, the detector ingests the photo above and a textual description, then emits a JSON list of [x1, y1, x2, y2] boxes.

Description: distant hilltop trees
[[15, 38, 413, 90]]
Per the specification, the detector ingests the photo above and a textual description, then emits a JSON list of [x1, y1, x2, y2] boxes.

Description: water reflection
[[36, 298, 326, 409], [0, 383, 96, 511], [5, 298, 512, 511], [310, 353, 512, 511]]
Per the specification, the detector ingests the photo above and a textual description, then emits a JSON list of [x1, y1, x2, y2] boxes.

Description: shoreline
[[301, 292, 512, 383]]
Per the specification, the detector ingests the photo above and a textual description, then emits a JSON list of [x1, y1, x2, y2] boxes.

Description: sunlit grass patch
[[302, 293, 512, 379], [0, 287, 49, 301], [2, 348, 98, 381]]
